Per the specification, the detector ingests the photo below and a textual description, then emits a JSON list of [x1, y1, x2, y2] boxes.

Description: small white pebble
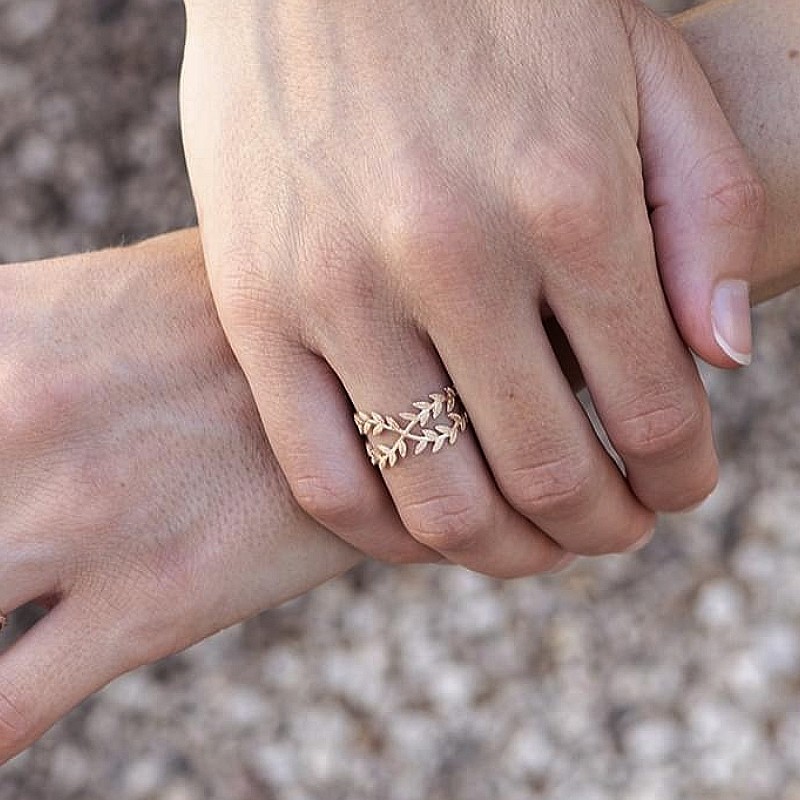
[[694, 580, 746, 629], [624, 718, 680, 765], [122, 757, 167, 799]]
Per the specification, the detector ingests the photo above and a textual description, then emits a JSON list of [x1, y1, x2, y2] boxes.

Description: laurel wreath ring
[[354, 387, 469, 470]]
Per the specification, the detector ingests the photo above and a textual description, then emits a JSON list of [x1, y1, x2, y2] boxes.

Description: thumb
[[628, 2, 767, 369], [0, 600, 134, 765]]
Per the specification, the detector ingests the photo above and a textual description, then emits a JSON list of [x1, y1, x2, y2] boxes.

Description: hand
[[0, 232, 359, 763], [180, 0, 764, 575]]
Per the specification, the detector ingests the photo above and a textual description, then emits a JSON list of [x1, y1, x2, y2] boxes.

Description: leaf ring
[[354, 387, 469, 470]]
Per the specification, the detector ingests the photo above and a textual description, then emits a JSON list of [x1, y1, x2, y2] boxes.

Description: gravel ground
[[4, 1, 800, 799]]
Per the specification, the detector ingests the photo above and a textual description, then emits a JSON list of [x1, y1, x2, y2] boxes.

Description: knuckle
[[694, 149, 767, 231], [512, 153, 609, 258], [503, 451, 596, 519], [0, 681, 33, 758], [402, 489, 491, 552], [613, 392, 708, 460], [381, 177, 479, 284], [529, 181, 608, 257], [291, 470, 365, 528], [705, 172, 767, 231], [384, 193, 471, 256]]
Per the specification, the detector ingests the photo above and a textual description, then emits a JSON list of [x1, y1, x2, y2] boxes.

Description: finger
[[539, 162, 719, 513], [0, 600, 126, 765], [629, 3, 766, 368], [427, 301, 655, 556], [330, 324, 571, 578], [224, 329, 437, 566]]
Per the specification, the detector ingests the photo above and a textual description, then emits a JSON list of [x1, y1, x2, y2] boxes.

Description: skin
[[180, 0, 765, 575], [0, 0, 798, 767]]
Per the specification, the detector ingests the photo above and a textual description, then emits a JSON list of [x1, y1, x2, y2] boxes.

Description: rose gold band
[[354, 387, 469, 470]]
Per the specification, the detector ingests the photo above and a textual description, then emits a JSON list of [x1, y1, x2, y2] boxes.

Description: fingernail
[[549, 552, 578, 574], [712, 279, 752, 366], [625, 526, 656, 554]]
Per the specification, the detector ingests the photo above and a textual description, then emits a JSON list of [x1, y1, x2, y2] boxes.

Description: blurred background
[[3, 1, 800, 799]]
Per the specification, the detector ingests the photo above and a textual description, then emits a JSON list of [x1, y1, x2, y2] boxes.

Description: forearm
[[675, 0, 800, 303]]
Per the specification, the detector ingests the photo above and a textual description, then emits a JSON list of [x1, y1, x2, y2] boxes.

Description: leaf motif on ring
[[354, 387, 467, 469]]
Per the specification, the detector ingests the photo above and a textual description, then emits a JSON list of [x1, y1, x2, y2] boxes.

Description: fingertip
[[624, 525, 656, 554], [711, 279, 753, 367], [656, 268, 753, 372]]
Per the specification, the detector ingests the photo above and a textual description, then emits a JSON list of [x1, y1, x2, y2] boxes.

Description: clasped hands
[[2, 0, 795, 764]]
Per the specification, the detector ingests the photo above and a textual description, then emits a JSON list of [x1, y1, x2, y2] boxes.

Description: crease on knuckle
[[292, 471, 364, 528], [503, 452, 595, 519], [690, 146, 767, 231], [614, 395, 706, 460], [402, 490, 490, 553], [704, 172, 767, 232]]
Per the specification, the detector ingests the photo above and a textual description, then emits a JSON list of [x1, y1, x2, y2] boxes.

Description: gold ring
[[354, 387, 469, 470], [0, 611, 6, 633]]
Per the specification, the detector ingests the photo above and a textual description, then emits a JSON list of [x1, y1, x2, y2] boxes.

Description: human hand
[[0, 232, 359, 763], [180, 0, 764, 575]]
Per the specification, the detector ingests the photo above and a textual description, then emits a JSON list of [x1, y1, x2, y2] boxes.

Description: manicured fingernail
[[625, 526, 656, 553], [549, 552, 578, 573], [712, 279, 752, 366]]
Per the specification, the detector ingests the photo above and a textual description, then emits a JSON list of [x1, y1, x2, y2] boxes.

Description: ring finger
[[329, 324, 572, 578]]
